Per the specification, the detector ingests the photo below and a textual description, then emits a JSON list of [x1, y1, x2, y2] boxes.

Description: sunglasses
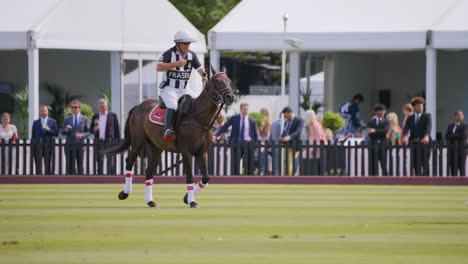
[[71, 106, 80, 109]]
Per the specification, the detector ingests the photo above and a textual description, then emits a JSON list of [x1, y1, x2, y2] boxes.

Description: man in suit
[[279, 106, 304, 176], [445, 110, 467, 176], [402, 97, 432, 176], [62, 100, 90, 175], [31, 105, 58, 175], [367, 104, 389, 176], [215, 102, 258, 175], [91, 98, 120, 175]]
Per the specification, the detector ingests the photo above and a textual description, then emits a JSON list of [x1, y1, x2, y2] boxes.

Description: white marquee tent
[[300, 71, 323, 96], [0, 0, 206, 134], [208, 0, 468, 137]]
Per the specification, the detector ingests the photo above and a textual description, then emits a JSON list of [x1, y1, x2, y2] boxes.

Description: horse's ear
[[221, 66, 227, 73], [211, 65, 218, 76]]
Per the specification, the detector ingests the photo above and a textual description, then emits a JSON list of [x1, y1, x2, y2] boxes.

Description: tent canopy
[[209, 0, 468, 51], [300, 71, 324, 95], [0, 0, 206, 53], [433, 0, 468, 49]]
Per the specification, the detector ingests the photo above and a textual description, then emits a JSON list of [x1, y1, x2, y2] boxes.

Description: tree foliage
[[322, 111, 345, 132], [64, 104, 94, 121], [13, 87, 29, 138], [169, 0, 240, 35], [249, 112, 265, 131], [42, 82, 81, 129]]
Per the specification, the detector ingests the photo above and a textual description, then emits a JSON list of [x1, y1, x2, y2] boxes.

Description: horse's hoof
[[118, 191, 129, 200], [190, 201, 199, 208], [183, 193, 188, 204], [147, 201, 157, 208]]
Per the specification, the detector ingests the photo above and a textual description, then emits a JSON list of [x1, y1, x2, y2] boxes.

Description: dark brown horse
[[104, 68, 234, 208]]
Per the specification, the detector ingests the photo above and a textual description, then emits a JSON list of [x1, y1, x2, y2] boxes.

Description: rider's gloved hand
[[175, 59, 187, 67]]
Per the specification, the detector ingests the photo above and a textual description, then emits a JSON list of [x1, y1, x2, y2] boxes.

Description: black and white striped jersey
[[158, 46, 203, 89]]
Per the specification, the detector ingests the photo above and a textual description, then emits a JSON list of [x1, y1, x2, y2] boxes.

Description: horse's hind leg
[[184, 152, 209, 205], [144, 144, 163, 208], [118, 139, 146, 200]]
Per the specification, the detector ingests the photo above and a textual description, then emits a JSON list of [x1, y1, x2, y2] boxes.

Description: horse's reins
[[184, 73, 230, 130]]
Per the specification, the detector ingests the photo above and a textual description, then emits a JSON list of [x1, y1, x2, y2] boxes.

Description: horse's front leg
[[182, 152, 199, 208], [184, 152, 210, 206]]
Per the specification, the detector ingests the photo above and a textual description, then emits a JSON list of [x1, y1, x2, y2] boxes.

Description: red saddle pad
[[148, 106, 165, 125]]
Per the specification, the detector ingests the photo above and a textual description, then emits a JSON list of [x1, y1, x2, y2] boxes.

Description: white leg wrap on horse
[[124, 170, 133, 194], [194, 181, 207, 194], [187, 184, 195, 204], [145, 179, 154, 203]]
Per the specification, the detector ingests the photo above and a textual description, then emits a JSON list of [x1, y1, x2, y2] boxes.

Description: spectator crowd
[[1, 98, 119, 175], [212, 95, 467, 176], [1, 94, 467, 176]]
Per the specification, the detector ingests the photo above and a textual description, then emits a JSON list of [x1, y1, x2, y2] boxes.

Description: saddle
[[149, 95, 193, 125]]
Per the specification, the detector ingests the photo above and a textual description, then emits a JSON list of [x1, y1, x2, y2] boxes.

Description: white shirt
[[41, 117, 48, 127], [453, 122, 460, 134], [240, 115, 251, 141], [72, 114, 81, 127], [98, 112, 108, 140], [414, 113, 422, 124]]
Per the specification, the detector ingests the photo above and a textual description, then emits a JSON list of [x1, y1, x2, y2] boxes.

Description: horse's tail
[[102, 106, 137, 156]]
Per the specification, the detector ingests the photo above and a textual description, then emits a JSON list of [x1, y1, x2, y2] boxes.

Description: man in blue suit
[[31, 105, 58, 175], [62, 100, 90, 175], [280, 106, 304, 176], [215, 103, 258, 175]]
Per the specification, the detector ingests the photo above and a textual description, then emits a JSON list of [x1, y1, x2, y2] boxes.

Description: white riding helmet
[[174, 31, 197, 43]]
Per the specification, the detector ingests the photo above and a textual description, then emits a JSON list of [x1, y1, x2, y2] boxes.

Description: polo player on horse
[[157, 31, 208, 141]]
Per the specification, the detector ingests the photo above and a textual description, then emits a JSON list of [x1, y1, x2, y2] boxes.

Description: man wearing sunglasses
[[62, 100, 90, 175]]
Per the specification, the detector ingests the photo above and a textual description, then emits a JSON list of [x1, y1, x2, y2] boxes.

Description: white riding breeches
[[160, 86, 188, 110]]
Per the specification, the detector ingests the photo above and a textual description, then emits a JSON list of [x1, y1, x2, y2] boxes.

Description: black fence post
[[0, 139, 5, 175]]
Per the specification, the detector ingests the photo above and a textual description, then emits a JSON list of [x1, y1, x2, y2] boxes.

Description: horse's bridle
[[186, 72, 232, 129], [204, 72, 231, 104]]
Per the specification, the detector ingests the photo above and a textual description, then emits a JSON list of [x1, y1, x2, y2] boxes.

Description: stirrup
[[164, 129, 176, 141]]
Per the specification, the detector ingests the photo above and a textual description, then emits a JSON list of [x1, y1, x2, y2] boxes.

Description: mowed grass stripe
[[0, 184, 467, 264]]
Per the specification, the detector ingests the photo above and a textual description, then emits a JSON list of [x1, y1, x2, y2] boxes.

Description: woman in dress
[[303, 110, 326, 174], [386, 112, 402, 146], [304, 110, 326, 147], [212, 113, 227, 142], [0, 112, 19, 174], [259, 108, 272, 142], [0, 112, 18, 141], [259, 108, 272, 175]]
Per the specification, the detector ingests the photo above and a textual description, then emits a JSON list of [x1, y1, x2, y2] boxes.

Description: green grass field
[[0, 184, 467, 264]]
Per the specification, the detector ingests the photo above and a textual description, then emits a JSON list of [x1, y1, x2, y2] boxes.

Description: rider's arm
[[192, 53, 207, 80], [157, 61, 185, 72], [156, 49, 185, 72], [198, 68, 207, 79]]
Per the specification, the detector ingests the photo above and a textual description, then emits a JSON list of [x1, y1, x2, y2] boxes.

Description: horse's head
[[208, 66, 235, 105]]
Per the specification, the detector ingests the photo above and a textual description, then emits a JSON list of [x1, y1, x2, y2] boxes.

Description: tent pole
[[138, 58, 143, 103], [323, 55, 335, 113], [305, 53, 311, 111], [209, 49, 220, 73], [110, 51, 122, 135], [27, 46, 39, 139], [425, 46, 437, 139], [289, 52, 300, 114]]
